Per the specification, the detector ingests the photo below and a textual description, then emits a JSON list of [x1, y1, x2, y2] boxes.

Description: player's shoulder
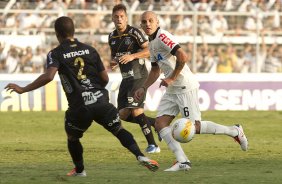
[[128, 25, 144, 36], [47, 46, 59, 58], [156, 28, 174, 40], [109, 29, 118, 39]]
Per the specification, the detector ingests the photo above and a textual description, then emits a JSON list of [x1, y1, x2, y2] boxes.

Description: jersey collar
[[115, 25, 130, 36], [61, 38, 78, 44], [149, 27, 160, 42]]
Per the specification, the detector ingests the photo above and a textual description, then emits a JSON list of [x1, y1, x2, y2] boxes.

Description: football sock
[[134, 113, 157, 146], [159, 126, 189, 163], [67, 139, 84, 172], [115, 128, 144, 158], [200, 121, 238, 137]]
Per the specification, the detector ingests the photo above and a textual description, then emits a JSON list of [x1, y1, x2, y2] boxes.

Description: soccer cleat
[[164, 161, 191, 172], [233, 124, 248, 151], [137, 156, 159, 172], [145, 144, 161, 153], [66, 168, 87, 177]]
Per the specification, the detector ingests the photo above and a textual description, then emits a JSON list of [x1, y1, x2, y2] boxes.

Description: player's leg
[[131, 108, 160, 153], [118, 79, 159, 152], [156, 94, 191, 171], [65, 109, 91, 176], [179, 89, 248, 151], [94, 103, 159, 172]]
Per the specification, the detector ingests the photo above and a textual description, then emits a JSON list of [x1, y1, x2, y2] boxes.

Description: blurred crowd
[[0, 0, 282, 74]]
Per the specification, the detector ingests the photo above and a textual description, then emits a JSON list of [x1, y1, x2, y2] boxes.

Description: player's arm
[[142, 63, 161, 89], [5, 67, 58, 94], [134, 63, 160, 102], [119, 41, 150, 64], [160, 47, 187, 87], [98, 70, 109, 88]]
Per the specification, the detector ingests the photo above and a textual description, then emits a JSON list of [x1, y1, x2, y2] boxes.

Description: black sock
[[134, 113, 157, 146], [67, 139, 84, 172], [115, 128, 144, 158]]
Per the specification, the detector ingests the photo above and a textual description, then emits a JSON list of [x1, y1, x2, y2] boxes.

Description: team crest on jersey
[[125, 37, 131, 45], [111, 40, 116, 45]]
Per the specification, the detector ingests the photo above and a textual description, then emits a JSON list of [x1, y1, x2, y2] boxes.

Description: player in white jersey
[[134, 11, 249, 172]]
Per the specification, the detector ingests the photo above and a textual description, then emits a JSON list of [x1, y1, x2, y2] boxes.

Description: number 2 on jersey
[[74, 57, 86, 80]]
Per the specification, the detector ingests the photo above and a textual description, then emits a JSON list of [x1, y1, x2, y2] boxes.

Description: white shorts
[[156, 88, 201, 122]]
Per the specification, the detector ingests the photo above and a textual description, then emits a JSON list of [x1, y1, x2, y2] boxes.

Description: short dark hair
[[54, 16, 75, 38], [112, 4, 127, 14]]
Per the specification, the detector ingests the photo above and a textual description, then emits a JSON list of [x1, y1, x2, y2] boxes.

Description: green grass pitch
[[0, 111, 282, 184]]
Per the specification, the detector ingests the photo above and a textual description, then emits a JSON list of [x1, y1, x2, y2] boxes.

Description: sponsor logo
[[132, 102, 138, 106], [179, 164, 189, 169], [158, 33, 175, 48], [127, 97, 134, 103], [108, 115, 120, 126], [63, 49, 90, 59], [121, 69, 134, 78], [116, 51, 131, 57]]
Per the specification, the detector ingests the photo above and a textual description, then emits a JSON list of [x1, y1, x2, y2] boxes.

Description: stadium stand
[[0, 0, 281, 73]]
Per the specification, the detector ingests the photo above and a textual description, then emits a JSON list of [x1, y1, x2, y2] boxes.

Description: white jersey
[[149, 28, 199, 94]]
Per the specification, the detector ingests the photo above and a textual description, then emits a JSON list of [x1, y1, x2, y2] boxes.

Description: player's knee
[[67, 134, 80, 141], [119, 109, 131, 121], [111, 125, 123, 136], [194, 120, 201, 134]]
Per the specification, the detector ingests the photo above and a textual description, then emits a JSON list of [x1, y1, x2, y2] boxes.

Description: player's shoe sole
[[164, 161, 191, 172], [233, 124, 248, 151], [138, 156, 159, 172]]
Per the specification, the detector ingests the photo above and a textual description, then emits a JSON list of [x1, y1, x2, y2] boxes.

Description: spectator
[[243, 4, 263, 36], [210, 13, 228, 37], [5, 46, 20, 73], [20, 46, 33, 72], [0, 42, 6, 71], [216, 44, 238, 73], [173, 15, 193, 35], [198, 14, 213, 36], [263, 43, 281, 73], [30, 46, 45, 73], [236, 49, 250, 73]]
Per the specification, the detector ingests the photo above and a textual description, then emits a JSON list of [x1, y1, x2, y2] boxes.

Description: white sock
[[159, 126, 189, 163], [200, 121, 238, 137]]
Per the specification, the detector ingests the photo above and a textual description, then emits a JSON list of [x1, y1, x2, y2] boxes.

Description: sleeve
[[46, 50, 59, 69], [132, 28, 148, 47]]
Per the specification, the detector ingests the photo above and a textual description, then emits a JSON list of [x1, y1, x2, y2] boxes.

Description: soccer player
[[5, 16, 159, 176], [134, 11, 248, 171], [108, 4, 160, 153]]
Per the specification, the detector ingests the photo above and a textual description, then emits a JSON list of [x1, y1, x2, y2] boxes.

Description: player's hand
[[134, 88, 145, 102], [5, 83, 24, 94], [110, 60, 119, 70], [119, 54, 134, 64], [159, 78, 174, 88]]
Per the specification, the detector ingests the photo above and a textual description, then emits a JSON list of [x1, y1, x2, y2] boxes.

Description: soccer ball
[[171, 118, 195, 143]]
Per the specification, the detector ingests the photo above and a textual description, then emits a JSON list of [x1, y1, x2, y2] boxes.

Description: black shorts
[[117, 78, 147, 110], [65, 95, 121, 139]]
